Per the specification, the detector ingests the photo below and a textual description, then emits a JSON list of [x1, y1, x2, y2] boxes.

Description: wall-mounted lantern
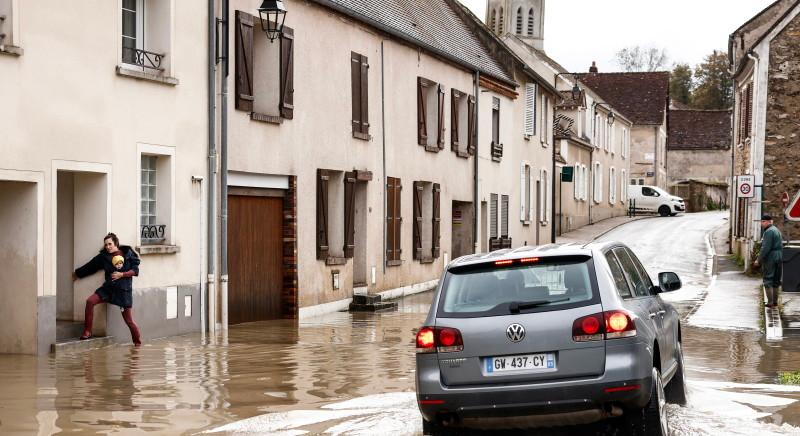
[[258, 0, 287, 42]]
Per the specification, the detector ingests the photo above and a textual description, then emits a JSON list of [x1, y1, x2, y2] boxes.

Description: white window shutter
[[529, 169, 535, 221], [524, 84, 536, 136], [574, 162, 580, 200], [544, 169, 550, 222], [520, 162, 527, 221]]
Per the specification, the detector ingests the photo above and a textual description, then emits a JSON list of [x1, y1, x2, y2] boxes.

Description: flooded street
[[1, 212, 800, 435]]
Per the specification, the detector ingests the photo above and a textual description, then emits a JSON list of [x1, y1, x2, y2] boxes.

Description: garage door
[[228, 195, 284, 324]]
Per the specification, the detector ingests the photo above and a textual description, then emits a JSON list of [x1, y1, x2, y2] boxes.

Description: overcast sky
[[458, 0, 775, 73]]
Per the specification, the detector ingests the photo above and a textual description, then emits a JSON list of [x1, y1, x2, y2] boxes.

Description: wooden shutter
[[280, 26, 294, 119], [386, 177, 402, 262], [501, 194, 509, 238], [413, 182, 423, 259], [490, 193, 498, 239], [437, 85, 446, 149], [467, 95, 476, 155], [351, 52, 362, 134], [394, 178, 402, 260], [360, 54, 369, 135], [417, 78, 428, 145], [432, 183, 441, 258], [344, 172, 356, 258], [316, 169, 329, 260], [235, 11, 254, 112], [745, 84, 753, 138], [451, 90, 461, 151]]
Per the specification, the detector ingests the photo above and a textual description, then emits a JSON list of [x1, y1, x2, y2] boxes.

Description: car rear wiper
[[509, 298, 569, 314]]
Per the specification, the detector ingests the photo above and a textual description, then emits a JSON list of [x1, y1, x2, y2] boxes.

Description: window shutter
[[437, 85, 446, 149], [528, 169, 535, 221], [520, 162, 527, 221], [745, 84, 753, 138], [351, 52, 362, 134], [490, 193, 498, 239], [360, 54, 369, 135], [432, 183, 441, 258], [417, 78, 428, 146], [451, 90, 461, 151], [279, 26, 294, 119], [394, 179, 402, 260], [316, 169, 329, 260], [501, 195, 509, 238], [386, 177, 403, 262], [467, 95, 476, 155], [234, 11, 254, 112], [344, 172, 356, 258], [524, 83, 536, 136], [413, 181, 423, 259], [540, 94, 546, 144]]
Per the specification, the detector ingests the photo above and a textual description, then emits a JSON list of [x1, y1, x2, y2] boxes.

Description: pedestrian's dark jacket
[[759, 224, 783, 287], [75, 245, 140, 308]]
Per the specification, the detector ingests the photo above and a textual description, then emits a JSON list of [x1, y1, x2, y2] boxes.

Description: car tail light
[[416, 326, 464, 353], [519, 257, 540, 264], [604, 310, 636, 339], [573, 311, 636, 342], [494, 259, 513, 266]]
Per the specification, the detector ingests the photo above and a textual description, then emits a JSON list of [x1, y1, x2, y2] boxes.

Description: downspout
[[653, 126, 659, 187], [589, 146, 593, 224], [207, 0, 217, 334], [220, 0, 230, 330], [381, 40, 387, 274], [473, 71, 480, 253], [551, 99, 556, 243]]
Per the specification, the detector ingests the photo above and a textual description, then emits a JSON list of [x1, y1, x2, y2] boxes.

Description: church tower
[[485, 0, 545, 50]]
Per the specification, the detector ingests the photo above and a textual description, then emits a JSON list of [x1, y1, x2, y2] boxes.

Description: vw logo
[[506, 324, 525, 342]]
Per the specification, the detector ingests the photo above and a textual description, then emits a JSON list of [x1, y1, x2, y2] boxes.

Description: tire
[[658, 206, 670, 217], [666, 342, 688, 405], [624, 367, 669, 436]]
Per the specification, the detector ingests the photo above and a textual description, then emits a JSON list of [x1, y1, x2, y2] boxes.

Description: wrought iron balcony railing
[[141, 224, 166, 244], [122, 47, 165, 72]]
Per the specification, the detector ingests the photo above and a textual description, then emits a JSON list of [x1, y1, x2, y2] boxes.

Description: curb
[[590, 215, 655, 241], [764, 286, 784, 341]]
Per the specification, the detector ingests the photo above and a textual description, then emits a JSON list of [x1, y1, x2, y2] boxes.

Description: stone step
[[353, 286, 369, 296], [349, 301, 398, 313], [56, 321, 84, 340], [352, 294, 382, 305], [52, 336, 115, 354]]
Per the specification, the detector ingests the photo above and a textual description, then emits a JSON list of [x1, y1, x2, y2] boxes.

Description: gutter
[[220, 0, 230, 330], [206, 0, 217, 334]]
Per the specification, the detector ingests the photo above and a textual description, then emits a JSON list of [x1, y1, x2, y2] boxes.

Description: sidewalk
[[556, 215, 652, 244]]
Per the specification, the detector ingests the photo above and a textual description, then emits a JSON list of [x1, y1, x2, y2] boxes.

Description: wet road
[[1, 212, 800, 435]]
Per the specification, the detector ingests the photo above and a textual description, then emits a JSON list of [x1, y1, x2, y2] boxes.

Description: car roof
[[448, 241, 623, 269]]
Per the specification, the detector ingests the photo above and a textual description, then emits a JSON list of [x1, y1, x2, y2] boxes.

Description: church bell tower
[[485, 0, 545, 50]]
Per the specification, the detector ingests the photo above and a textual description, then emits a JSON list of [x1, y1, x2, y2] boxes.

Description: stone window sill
[[386, 259, 402, 267], [251, 112, 283, 124], [418, 257, 435, 264], [424, 145, 442, 153], [325, 256, 348, 266], [116, 65, 179, 86], [0, 45, 23, 56], [137, 244, 180, 255]]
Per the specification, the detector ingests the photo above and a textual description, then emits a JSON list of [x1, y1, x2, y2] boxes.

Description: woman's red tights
[[83, 293, 142, 345]]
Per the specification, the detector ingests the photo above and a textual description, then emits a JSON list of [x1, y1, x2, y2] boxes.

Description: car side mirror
[[658, 272, 681, 292]]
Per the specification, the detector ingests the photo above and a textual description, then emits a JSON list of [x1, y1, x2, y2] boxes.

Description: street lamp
[[258, 0, 287, 43], [554, 72, 582, 102], [595, 102, 615, 125]]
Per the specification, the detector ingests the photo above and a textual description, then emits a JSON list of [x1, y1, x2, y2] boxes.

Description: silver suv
[[415, 242, 686, 435]]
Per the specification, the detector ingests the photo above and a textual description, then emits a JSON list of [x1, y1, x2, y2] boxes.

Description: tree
[[692, 50, 733, 110], [669, 63, 693, 106], [614, 46, 669, 72]]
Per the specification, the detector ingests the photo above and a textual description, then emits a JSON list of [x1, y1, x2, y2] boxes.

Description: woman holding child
[[72, 232, 142, 346]]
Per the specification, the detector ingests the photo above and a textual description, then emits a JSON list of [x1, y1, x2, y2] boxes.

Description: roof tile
[[667, 110, 732, 150], [577, 72, 670, 125]]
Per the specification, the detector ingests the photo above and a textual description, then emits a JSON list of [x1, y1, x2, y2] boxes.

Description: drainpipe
[[473, 71, 480, 253], [589, 146, 593, 224], [220, 0, 229, 330], [551, 109, 556, 243], [653, 126, 659, 187], [207, 0, 217, 334], [381, 40, 387, 274]]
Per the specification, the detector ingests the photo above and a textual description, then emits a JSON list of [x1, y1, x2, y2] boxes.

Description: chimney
[[589, 61, 598, 73]]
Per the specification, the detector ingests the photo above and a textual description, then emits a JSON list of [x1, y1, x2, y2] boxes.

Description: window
[[520, 163, 532, 223], [610, 123, 616, 154], [121, 0, 171, 73], [489, 9, 497, 32], [499, 7, 504, 33], [386, 177, 402, 265], [609, 167, 616, 204], [351, 52, 369, 139], [593, 114, 600, 146], [316, 169, 355, 261], [582, 165, 588, 201], [417, 77, 444, 151], [490, 193, 498, 240], [539, 169, 550, 223], [451, 89, 476, 156], [235, 11, 294, 121], [138, 144, 174, 247], [491, 97, 503, 161], [573, 161, 581, 200], [613, 247, 649, 297], [524, 83, 537, 137], [540, 95, 550, 146], [621, 127, 629, 158], [621, 169, 628, 204], [501, 194, 509, 238], [412, 181, 441, 262], [642, 186, 659, 197], [489, 193, 511, 250], [515, 8, 523, 34], [527, 9, 535, 36], [593, 162, 602, 203], [605, 251, 633, 299]]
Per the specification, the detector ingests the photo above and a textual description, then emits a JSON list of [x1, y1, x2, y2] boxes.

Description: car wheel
[[625, 367, 669, 436], [666, 342, 688, 405], [658, 206, 670, 217]]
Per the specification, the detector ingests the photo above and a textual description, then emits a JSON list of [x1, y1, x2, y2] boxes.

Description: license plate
[[486, 353, 555, 373]]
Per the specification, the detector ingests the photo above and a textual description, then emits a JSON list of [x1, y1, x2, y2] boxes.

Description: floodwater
[[2, 211, 800, 435]]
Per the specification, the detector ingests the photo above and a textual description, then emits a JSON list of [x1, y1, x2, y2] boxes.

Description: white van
[[628, 185, 686, 216]]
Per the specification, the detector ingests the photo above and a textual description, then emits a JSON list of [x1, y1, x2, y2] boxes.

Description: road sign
[[787, 190, 800, 222], [737, 175, 755, 198]]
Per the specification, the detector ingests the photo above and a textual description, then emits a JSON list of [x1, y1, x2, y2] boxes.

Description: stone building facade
[[729, 0, 800, 263]]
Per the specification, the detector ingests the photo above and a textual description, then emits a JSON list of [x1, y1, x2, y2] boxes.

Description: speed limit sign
[[737, 175, 754, 198]]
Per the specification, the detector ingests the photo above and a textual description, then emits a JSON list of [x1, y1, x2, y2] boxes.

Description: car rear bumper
[[416, 339, 653, 427]]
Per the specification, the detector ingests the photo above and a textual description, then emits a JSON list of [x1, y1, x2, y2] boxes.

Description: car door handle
[[657, 310, 666, 317], [649, 312, 657, 319]]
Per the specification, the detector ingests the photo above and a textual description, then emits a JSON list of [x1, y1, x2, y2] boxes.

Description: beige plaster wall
[[667, 149, 731, 185]]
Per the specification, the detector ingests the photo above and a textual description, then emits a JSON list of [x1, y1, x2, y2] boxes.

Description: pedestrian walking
[[72, 232, 142, 345], [754, 214, 783, 308]]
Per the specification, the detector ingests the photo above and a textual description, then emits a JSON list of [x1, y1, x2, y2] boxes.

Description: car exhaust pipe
[[604, 404, 624, 417]]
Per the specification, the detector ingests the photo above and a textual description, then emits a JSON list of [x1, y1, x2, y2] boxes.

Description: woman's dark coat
[[75, 245, 140, 308]]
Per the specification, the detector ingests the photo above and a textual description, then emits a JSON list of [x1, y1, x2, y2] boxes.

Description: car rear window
[[438, 257, 599, 318]]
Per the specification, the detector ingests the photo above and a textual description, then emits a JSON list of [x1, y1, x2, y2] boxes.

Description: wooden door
[[229, 195, 284, 324]]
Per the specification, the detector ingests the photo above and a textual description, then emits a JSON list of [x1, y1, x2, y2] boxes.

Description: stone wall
[[667, 149, 731, 185], [766, 13, 800, 240]]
